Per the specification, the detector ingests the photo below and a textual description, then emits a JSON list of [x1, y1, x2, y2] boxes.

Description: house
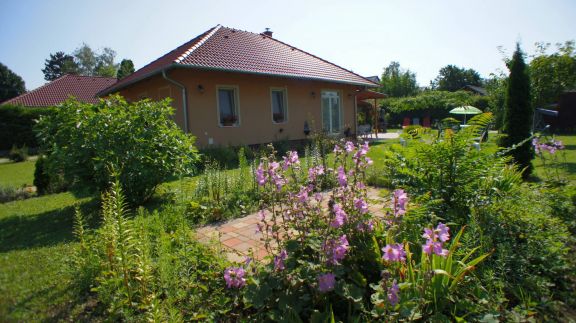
[[461, 85, 487, 96], [2, 74, 117, 107], [98, 25, 380, 147]]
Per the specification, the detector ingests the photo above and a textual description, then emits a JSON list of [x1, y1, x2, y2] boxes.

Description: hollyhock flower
[[274, 249, 288, 271], [256, 163, 266, 186], [345, 141, 355, 153], [337, 166, 347, 187], [436, 222, 450, 242], [330, 204, 347, 228], [333, 145, 343, 154], [318, 273, 336, 292], [296, 186, 309, 203], [357, 220, 374, 232], [314, 192, 323, 202], [393, 189, 408, 216], [324, 235, 349, 264], [422, 223, 450, 257], [387, 279, 400, 306], [382, 243, 406, 262], [224, 267, 246, 288], [308, 165, 325, 182], [354, 198, 369, 214], [283, 151, 300, 169]]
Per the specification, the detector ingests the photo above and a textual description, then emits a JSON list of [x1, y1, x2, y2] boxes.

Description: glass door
[[321, 90, 341, 134]]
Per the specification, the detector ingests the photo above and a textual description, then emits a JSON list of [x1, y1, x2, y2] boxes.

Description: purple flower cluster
[[330, 203, 348, 228], [224, 267, 246, 288], [323, 235, 349, 265], [256, 159, 288, 191], [533, 137, 565, 155], [318, 273, 336, 292], [282, 150, 300, 170], [387, 279, 400, 305], [274, 249, 288, 271], [308, 165, 325, 182], [393, 189, 408, 217], [422, 222, 450, 257], [337, 166, 347, 187], [354, 198, 369, 214], [382, 243, 406, 262]]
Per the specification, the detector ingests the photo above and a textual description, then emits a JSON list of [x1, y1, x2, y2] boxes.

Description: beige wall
[[119, 69, 362, 147]]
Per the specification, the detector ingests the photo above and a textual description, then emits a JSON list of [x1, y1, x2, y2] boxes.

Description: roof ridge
[[175, 24, 222, 63]]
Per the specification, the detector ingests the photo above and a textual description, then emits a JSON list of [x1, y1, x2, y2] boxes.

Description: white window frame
[[216, 85, 240, 127], [321, 90, 342, 134], [270, 87, 288, 124]]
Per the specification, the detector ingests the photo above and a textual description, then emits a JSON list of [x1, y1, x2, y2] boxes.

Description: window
[[321, 90, 341, 134], [271, 88, 288, 123], [217, 86, 239, 126]]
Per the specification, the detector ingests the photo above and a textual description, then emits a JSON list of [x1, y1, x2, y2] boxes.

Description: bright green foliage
[[72, 181, 234, 321], [500, 43, 534, 178], [530, 41, 576, 107], [35, 95, 199, 205], [116, 59, 135, 79], [42, 51, 78, 81], [383, 90, 488, 125], [431, 65, 482, 91], [0, 62, 25, 102], [484, 73, 508, 130], [380, 61, 419, 97]]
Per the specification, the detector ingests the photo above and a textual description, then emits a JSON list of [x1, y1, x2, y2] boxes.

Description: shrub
[[33, 155, 67, 195], [35, 95, 199, 205], [8, 144, 28, 162], [72, 180, 236, 321], [0, 185, 34, 203], [0, 104, 54, 150]]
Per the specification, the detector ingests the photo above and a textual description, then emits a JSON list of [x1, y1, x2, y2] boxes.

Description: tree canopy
[[0, 63, 26, 102], [431, 65, 482, 91], [380, 61, 419, 97], [117, 59, 135, 79], [42, 52, 79, 81], [529, 41, 576, 107]]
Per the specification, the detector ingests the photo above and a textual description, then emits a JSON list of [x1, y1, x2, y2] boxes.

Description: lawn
[[0, 160, 36, 188]]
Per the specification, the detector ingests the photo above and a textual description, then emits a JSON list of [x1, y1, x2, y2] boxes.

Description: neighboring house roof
[[461, 85, 487, 96], [100, 25, 378, 95], [365, 76, 381, 84], [2, 74, 117, 107]]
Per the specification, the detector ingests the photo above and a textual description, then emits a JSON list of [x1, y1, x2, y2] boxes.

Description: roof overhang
[[356, 89, 387, 101]]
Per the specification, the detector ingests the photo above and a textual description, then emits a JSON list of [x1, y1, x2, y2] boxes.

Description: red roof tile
[[100, 25, 378, 95], [2, 74, 117, 107]]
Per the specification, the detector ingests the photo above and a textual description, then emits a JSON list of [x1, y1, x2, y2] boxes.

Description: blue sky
[[1, 0, 575, 91]]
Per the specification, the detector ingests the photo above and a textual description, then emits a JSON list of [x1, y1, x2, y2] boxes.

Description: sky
[[1, 0, 575, 91]]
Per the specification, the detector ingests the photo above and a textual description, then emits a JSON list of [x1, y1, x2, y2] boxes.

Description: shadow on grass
[[0, 198, 100, 253]]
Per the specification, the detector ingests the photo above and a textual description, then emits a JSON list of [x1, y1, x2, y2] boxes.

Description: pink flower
[[224, 267, 246, 288], [274, 249, 288, 271], [354, 198, 369, 214], [422, 223, 450, 257], [345, 141, 355, 153], [308, 165, 325, 182], [318, 273, 336, 292], [436, 222, 450, 242], [283, 151, 300, 169], [324, 235, 349, 264], [330, 204, 347, 228], [296, 187, 309, 203], [337, 166, 347, 187], [387, 279, 399, 306], [382, 243, 406, 262], [256, 163, 266, 186], [393, 189, 408, 217]]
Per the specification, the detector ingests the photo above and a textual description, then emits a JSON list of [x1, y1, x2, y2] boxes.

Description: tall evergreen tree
[[116, 59, 135, 79], [500, 43, 534, 178], [42, 51, 78, 81], [0, 62, 26, 102]]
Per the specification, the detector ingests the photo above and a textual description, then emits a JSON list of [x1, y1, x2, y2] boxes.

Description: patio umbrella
[[449, 105, 482, 124]]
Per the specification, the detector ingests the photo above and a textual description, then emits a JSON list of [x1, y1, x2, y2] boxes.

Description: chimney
[[262, 28, 273, 37]]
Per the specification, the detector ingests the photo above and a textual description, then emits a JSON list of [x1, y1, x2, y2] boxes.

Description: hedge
[[0, 105, 55, 150]]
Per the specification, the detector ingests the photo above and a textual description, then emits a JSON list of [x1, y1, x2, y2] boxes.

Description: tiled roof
[[100, 25, 378, 95], [2, 74, 117, 107]]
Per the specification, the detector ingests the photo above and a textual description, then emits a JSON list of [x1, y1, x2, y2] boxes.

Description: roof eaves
[[97, 65, 179, 96], [175, 25, 222, 63], [2, 74, 69, 105], [177, 64, 379, 87]]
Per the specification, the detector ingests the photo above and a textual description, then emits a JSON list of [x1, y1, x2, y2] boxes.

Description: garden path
[[196, 187, 388, 262]]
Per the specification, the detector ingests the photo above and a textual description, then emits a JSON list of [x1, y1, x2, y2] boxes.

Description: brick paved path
[[196, 187, 388, 262]]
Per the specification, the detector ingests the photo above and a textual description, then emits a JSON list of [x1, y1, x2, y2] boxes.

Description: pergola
[[356, 89, 387, 135]]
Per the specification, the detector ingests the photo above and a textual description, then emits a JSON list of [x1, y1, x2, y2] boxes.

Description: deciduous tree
[[432, 65, 482, 91], [0, 63, 26, 102], [380, 61, 419, 97]]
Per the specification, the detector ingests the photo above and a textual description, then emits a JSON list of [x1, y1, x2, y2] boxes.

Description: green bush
[[0, 105, 54, 150], [8, 144, 28, 162], [33, 155, 67, 195], [72, 180, 236, 321], [35, 95, 199, 205], [0, 185, 34, 203]]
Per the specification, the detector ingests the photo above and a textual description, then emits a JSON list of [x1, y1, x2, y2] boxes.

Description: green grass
[[533, 134, 576, 183], [0, 160, 36, 188], [0, 192, 97, 321]]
